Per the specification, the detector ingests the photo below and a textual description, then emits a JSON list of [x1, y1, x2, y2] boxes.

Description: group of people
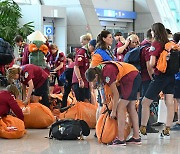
[[0, 22, 180, 147]]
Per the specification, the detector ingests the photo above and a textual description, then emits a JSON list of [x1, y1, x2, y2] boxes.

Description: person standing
[[140, 23, 175, 138]]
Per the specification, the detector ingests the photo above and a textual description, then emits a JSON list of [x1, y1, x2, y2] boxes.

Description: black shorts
[[145, 74, 175, 100], [33, 79, 49, 96], [72, 83, 90, 102], [174, 80, 180, 98]]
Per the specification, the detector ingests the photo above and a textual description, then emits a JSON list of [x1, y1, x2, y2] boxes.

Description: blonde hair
[[80, 33, 92, 43], [6, 84, 19, 98], [7, 66, 20, 83]]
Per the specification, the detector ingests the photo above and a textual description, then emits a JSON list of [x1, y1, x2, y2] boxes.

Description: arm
[[74, 65, 84, 88], [109, 82, 120, 118], [22, 84, 26, 101], [149, 55, 156, 68], [8, 97, 24, 121], [24, 79, 34, 105], [54, 62, 63, 72], [117, 39, 130, 54], [146, 61, 154, 80]]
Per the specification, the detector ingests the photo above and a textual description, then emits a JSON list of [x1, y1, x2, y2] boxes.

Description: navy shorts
[[174, 80, 180, 99], [145, 74, 175, 100], [126, 73, 141, 101], [33, 79, 49, 96]]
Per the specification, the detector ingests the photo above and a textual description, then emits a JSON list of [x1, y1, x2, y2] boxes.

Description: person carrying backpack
[[140, 23, 175, 138], [138, 29, 159, 133]]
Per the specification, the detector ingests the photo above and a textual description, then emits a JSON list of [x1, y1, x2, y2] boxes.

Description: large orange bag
[[17, 100, 55, 128], [0, 115, 26, 139], [96, 105, 131, 144], [59, 102, 97, 128]]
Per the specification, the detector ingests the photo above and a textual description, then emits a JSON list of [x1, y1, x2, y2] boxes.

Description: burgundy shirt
[[21, 43, 29, 66], [49, 52, 66, 76], [0, 91, 24, 121], [115, 41, 124, 61], [140, 40, 151, 81], [20, 64, 48, 89], [72, 48, 90, 88], [102, 64, 138, 100], [149, 41, 164, 75]]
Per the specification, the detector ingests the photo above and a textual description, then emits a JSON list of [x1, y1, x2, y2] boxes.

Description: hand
[[23, 99, 29, 107], [110, 110, 116, 119], [79, 79, 84, 88]]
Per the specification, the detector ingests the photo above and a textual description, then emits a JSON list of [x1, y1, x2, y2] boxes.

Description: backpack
[[49, 119, 90, 140], [123, 45, 149, 70], [0, 38, 14, 65], [156, 41, 180, 75]]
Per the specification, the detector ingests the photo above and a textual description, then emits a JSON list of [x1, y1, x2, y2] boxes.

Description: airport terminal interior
[[0, 0, 180, 153]]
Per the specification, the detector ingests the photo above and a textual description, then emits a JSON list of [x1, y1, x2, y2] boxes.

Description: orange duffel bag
[[59, 102, 97, 128], [17, 100, 55, 128], [0, 115, 26, 139], [96, 104, 131, 144]]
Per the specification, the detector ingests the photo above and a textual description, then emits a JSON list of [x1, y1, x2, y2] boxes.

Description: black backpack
[[123, 45, 149, 70], [165, 49, 180, 74], [0, 38, 14, 65], [49, 119, 90, 140]]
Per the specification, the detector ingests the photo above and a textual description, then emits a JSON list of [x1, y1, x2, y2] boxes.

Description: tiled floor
[[0, 127, 180, 154]]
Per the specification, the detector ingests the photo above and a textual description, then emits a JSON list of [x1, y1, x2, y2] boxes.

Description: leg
[[127, 100, 139, 139], [165, 94, 174, 127], [62, 83, 72, 108], [141, 97, 153, 126], [116, 99, 129, 141]]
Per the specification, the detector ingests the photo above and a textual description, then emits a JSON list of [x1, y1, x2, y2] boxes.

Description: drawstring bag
[[17, 100, 55, 128], [0, 115, 26, 139]]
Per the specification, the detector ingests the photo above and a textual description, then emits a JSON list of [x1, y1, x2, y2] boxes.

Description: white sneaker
[[140, 133, 147, 140], [160, 130, 170, 139]]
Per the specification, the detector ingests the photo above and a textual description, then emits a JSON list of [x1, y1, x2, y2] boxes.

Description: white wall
[[92, 0, 133, 11], [43, 0, 102, 47], [19, 5, 67, 54], [135, 0, 154, 35]]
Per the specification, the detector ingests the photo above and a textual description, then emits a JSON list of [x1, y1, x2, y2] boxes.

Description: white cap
[[27, 30, 46, 42]]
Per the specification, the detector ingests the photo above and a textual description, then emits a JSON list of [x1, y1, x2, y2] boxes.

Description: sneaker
[[151, 122, 164, 127], [160, 130, 170, 139], [126, 137, 142, 145], [140, 126, 148, 140], [108, 137, 126, 146], [140, 133, 147, 140], [146, 127, 159, 133], [94, 132, 97, 138], [170, 123, 180, 131]]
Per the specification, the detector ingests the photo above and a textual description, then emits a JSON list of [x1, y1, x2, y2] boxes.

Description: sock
[[164, 126, 170, 135], [140, 125, 147, 135]]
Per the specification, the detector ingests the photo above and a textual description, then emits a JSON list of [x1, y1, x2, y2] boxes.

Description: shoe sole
[[108, 143, 126, 146], [160, 133, 170, 139], [126, 142, 142, 145], [140, 135, 147, 140]]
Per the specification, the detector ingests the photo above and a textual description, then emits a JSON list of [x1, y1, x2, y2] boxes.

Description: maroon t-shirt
[[149, 41, 164, 75], [0, 91, 24, 121], [21, 44, 29, 66], [50, 52, 66, 76], [72, 48, 90, 88], [20, 64, 48, 89], [102, 64, 138, 100], [140, 40, 151, 81], [115, 41, 124, 61]]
